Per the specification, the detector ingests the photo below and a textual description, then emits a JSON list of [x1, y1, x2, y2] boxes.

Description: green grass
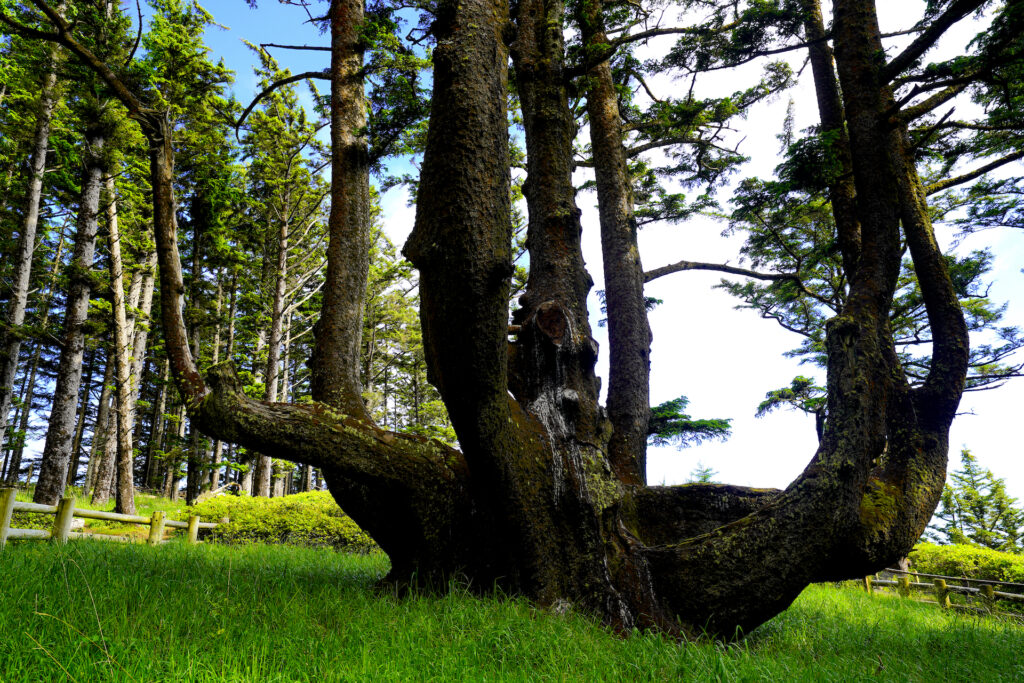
[[1, 541, 1023, 682]]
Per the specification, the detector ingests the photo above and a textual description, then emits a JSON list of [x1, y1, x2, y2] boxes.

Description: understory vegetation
[[1, 541, 1022, 682], [185, 491, 377, 552], [912, 543, 1024, 585]]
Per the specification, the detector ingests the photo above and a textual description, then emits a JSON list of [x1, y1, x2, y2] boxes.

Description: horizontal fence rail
[[862, 566, 1024, 617], [0, 488, 225, 549]]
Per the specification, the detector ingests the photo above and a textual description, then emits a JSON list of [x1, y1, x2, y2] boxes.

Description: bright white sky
[[196, 0, 1023, 499]]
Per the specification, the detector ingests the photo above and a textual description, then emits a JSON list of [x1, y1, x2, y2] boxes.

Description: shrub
[[910, 543, 1024, 584], [183, 491, 378, 553]]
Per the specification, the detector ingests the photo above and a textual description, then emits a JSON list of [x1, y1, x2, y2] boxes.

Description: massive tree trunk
[[33, 126, 106, 505], [29, 0, 969, 637]]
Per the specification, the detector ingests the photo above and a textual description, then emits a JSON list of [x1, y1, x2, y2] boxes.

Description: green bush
[[183, 491, 378, 552], [910, 543, 1024, 584]]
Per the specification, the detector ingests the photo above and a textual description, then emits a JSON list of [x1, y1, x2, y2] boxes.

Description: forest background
[[1, 0, 1022, 505]]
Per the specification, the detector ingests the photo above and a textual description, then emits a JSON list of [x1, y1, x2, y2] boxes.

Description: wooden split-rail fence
[[863, 568, 1024, 616], [0, 488, 224, 549]]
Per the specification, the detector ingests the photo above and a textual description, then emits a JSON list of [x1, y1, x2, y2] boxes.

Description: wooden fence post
[[0, 488, 15, 550], [863, 576, 873, 594], [933, 579, 951, 610], [187, 515, 200, 544], [52, 497, 76, 544], [148, 510, 165, 546], [981, 584, 996, 612], [898, 576, 911, 598]]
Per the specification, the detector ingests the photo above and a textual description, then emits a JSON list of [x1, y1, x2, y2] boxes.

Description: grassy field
[[2, 541, 1023, 681]]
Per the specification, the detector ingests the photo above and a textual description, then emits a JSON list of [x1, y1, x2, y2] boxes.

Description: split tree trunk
[[31, 0, 970, 638]]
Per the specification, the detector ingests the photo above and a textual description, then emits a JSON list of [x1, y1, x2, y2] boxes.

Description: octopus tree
[[9, 0, 993, 636]]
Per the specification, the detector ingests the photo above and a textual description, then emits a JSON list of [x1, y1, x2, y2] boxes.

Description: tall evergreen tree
[[928, 448, 1024, 553]]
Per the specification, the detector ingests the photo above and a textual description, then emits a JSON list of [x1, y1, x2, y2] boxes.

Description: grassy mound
[[184, 490, 377, 552]]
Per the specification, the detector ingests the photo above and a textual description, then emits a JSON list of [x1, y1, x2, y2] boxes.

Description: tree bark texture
[[309, 0, 372, 419]]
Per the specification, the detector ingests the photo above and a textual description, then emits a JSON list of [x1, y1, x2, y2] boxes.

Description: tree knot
[[206, 361, 244, 397], [535, 301, 569, 345]]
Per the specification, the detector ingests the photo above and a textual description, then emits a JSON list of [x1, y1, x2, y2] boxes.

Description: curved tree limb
[[234, 70, 331, 137], [644, 258, 801, 284]]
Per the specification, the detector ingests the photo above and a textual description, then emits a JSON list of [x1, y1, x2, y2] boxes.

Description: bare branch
[[261, 42, 331, 52], [643, 259, 801, 284]]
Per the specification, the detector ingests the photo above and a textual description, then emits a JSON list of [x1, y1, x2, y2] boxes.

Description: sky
[[156, 1, 1024, 498]]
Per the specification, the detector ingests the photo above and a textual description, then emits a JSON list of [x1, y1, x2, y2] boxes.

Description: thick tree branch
[[644, 259, 801, 285], [883, 0, 986, 83], [635, 484, 781, 545], [896, 83, 968, 123], [924, 150, 1024, 195]]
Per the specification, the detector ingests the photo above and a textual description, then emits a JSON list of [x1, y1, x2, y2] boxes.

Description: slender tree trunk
[[7, 229, 65, 486], [83, 352, 114, 496], [309, 0, 372, 420], [33, 128, 106, 505], [0, 28, 63, 456], [105, 176, 137, 514], [209, 273, 224, 490], [66, 345, 98, 486], [143, 358, 169, 490], [281, 317, 291, 404], [577, 0, 651, 485], [254, 206, 290, 497], [3, 341, 41, 484], [799, 0, 861, 274]]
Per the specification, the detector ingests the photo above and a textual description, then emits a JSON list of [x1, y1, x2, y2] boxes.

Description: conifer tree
[[928, 448, 1024, 554]]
